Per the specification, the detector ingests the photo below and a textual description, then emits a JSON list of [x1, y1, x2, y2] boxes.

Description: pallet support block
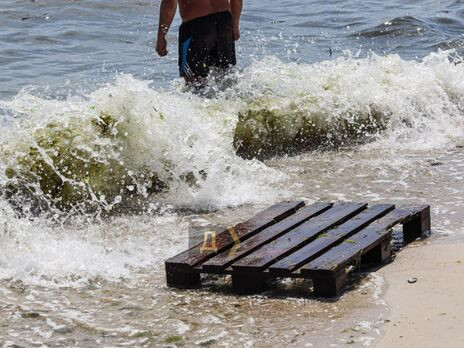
[[312, 269, 348, 298], [166, 268, 201, 288], [403, 205, 431, 243], [361, 236, 393, 265], [232, 273, 268, 294]]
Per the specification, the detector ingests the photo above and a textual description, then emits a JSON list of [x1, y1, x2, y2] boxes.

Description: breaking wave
[[1, 50, 464, 213], [0, 77, 284, 214]]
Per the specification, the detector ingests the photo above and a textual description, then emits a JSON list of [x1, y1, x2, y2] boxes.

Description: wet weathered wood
[[301, 205, 430, 276], [301, 205, 430, 296], [269, 204, 395, 275], [165, 201, 431, 297], [201, 202, 333, 272], [311, 269, 348, 298], [361, 236, 392, 265], [232, 273, 269, 294], [403, 205, 431, 243], [231, 203, 367, 272], [165, 270, 201, 289], [165, 200, 304, 288]]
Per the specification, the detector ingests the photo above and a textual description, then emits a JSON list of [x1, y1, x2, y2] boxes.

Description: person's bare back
[[155, 0, 243, 86], [178, 0, 230, 22]]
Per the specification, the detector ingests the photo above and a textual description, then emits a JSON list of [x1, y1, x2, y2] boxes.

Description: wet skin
[[178, 0, 230, 22]]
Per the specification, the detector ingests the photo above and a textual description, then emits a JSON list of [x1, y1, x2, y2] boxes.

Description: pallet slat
[[300, 205, 430, 296], [231, 203, 367, 272], [301, 205, 429, 275], [201, 202, 333, 272], [165, 200, 304, 287], [269, 204, 395, 275]]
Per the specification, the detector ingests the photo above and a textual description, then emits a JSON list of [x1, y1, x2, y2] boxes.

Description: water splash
[[0, 199, 185, 287], [1, 50, 464, 215], [231, 50, 464, 157], [0, 76, 283, 214]]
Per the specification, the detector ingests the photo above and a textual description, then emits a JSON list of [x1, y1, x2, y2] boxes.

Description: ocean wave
[[231, 50, 464, 154], [0, 76, 283, 214], [352, 16, 432, 38], [1, 50, 463, 213]]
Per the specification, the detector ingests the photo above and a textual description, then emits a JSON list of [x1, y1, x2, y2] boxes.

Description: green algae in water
[[2, 111, 168, 212], [21, 312, 41, 319], [233, 103, 387, 160], [164, 335, 183, 344], [2, 96, 389, 212]]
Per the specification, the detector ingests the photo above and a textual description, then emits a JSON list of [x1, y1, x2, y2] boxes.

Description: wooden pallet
[[165, 201, 431, 297]]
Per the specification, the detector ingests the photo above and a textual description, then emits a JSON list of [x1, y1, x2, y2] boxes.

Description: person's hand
[[156, 36, 168, 56], [233, 26, 240, 41]]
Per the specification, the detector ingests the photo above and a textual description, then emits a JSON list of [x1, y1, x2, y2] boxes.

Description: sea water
[[1, 0, 464, 346]]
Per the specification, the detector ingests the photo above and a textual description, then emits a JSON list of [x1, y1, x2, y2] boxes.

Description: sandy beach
[[378, 241, 464, 347]]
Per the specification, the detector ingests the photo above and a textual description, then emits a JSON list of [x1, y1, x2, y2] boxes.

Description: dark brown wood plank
[[231, 202, 367, 272], [165, 201, 304, 275], [201, 202, 333, 272], [300, 205, 430, 277], [269, 204, 395, 275]]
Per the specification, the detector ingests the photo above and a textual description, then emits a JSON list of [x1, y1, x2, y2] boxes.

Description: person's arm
[[156, 0, 178, 57], [230, 0, 243, 41]]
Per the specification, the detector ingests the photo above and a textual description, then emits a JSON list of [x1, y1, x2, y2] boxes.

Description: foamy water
[[1, 0, 464, 346], [0, 75, 283, 213], [2, 51, 463, 213]]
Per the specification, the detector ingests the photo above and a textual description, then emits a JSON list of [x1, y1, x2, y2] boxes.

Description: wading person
[[156, 0, 242, 87]]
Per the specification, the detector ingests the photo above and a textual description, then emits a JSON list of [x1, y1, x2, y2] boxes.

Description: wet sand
[[378, 241, 464, 347]]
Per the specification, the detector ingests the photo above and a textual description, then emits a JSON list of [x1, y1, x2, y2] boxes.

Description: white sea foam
[[229, 49, 464, 152], [0, 75, 284, 212], [0, 200, 186, 287]]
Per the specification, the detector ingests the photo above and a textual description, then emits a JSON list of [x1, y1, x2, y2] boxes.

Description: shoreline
[[377, 241, 464, 347]]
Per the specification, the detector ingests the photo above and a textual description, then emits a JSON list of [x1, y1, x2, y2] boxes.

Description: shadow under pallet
[[165, 200, 431, 298]]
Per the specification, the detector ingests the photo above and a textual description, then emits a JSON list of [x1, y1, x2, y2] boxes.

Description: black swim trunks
[[178, 11, 236, 78]]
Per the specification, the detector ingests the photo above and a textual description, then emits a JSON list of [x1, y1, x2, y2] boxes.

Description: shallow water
[[1, 0, 464, 347], [2, 0, 464, 99]]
